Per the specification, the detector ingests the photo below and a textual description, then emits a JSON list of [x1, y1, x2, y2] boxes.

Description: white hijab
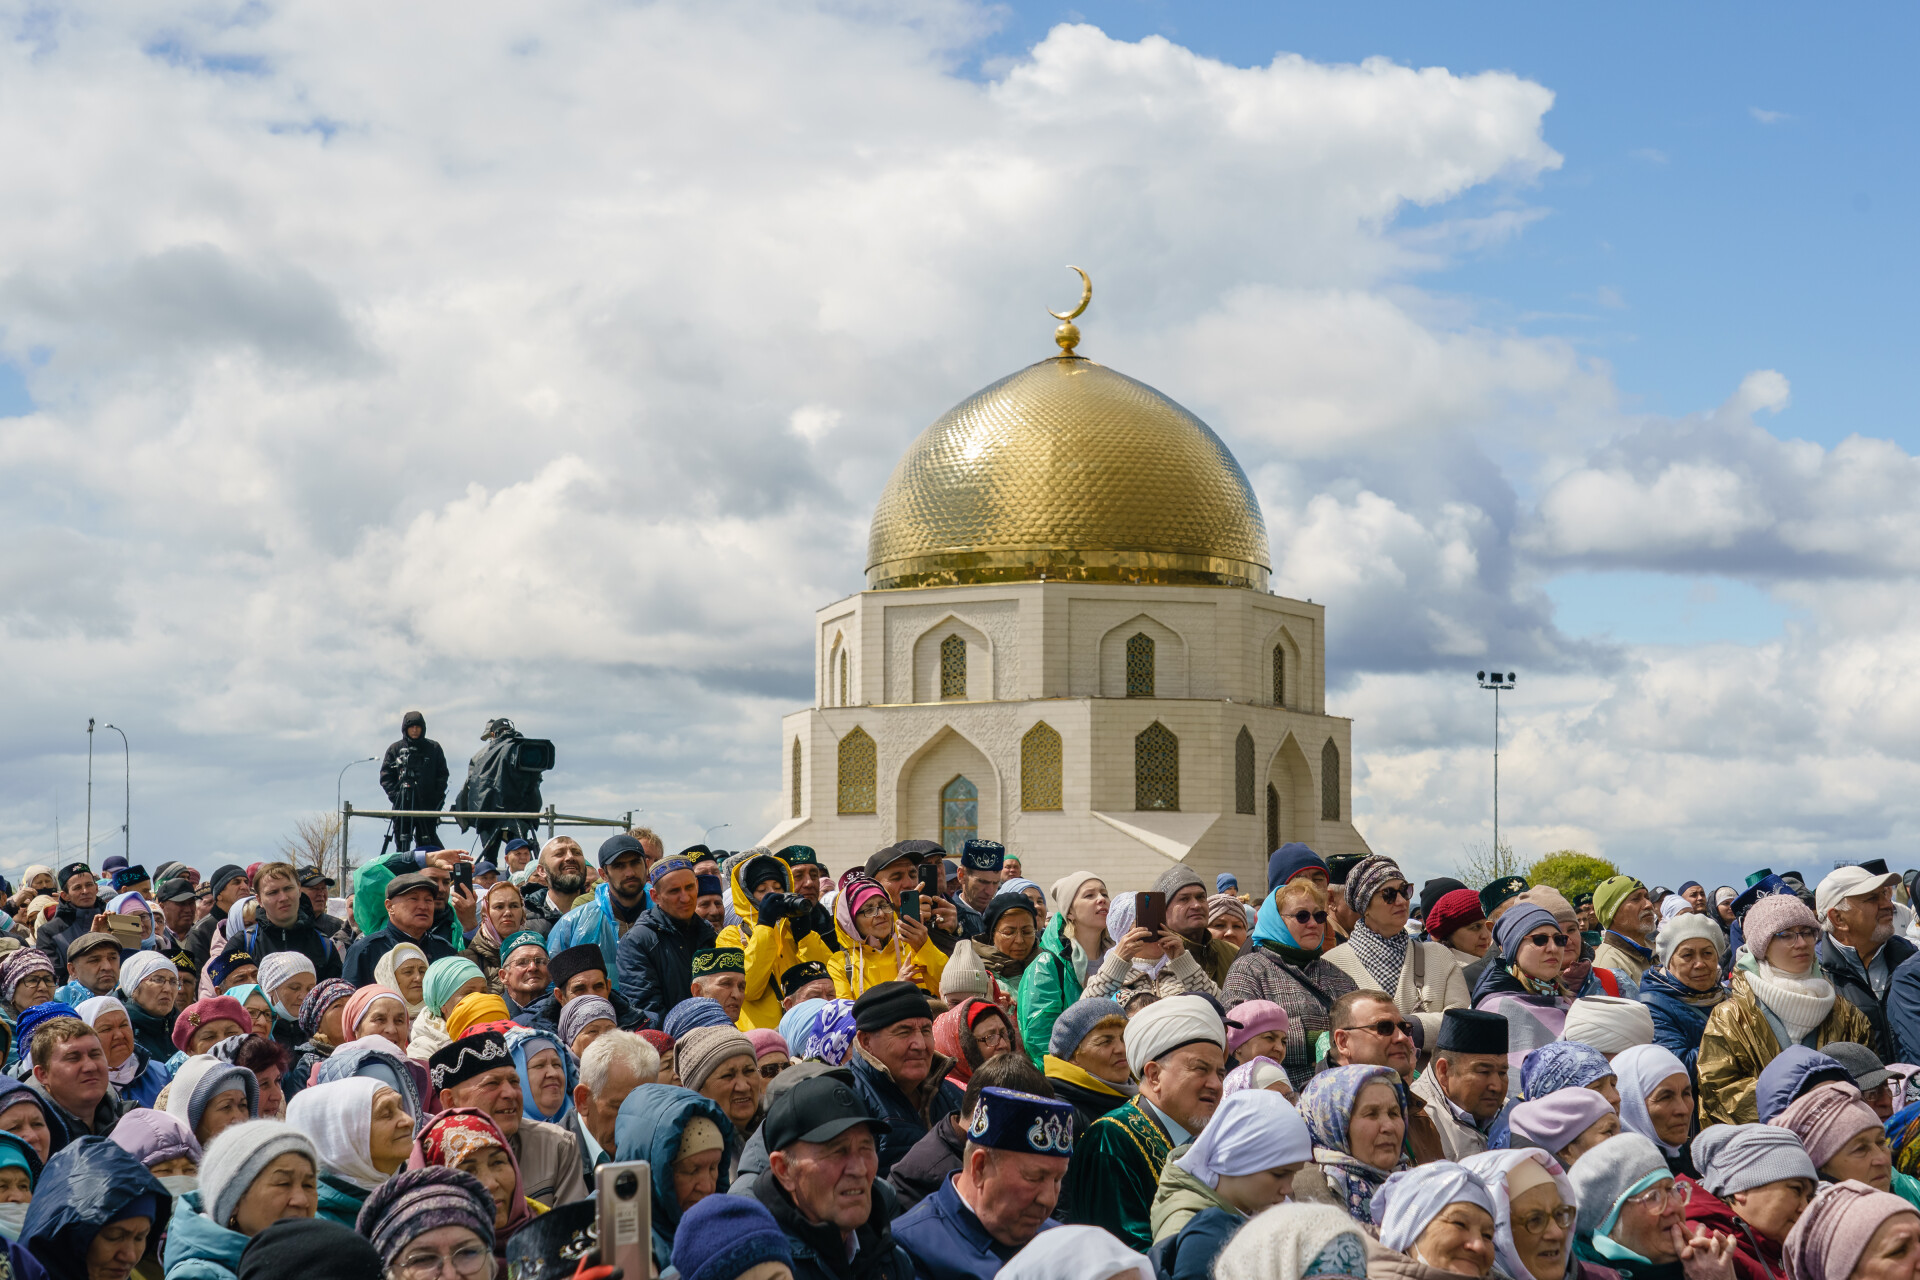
[[1462, 1148, 1579, 1280], [1174, 1089, 1312, 1188], [286, 1077, 395, 1191], [1611, 1042, 1692, 1157], [1374, 1162, 1497, 1256], [999, 1226, 1150, 1280]]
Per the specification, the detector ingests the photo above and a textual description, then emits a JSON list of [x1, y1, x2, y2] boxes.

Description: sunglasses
[[758, 1060, 790, 1079], [1376, 886, 1409, 905], [1524, 931, 1572, 949], [1344, 1018, 1414, 1039], [1289, 910, 1331, 925]]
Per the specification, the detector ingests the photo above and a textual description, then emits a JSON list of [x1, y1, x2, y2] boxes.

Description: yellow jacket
[[830, 902, 947, 1000], [716, 852, 833, 1031]]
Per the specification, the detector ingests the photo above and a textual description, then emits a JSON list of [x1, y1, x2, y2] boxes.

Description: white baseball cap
[[1814, 865, 1902, 921]]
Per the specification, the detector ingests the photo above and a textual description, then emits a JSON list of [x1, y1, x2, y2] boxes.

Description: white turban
[[1660, 895, 1691, 922], [1122, 994, 1225, 1074], [1174, 1089, 1311, 1188], [1375, 1161, 1498, 1255], [1562, 995, 1656, 1055]]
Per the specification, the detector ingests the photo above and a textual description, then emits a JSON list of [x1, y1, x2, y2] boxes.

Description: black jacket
[[125, 1001, 176, 1064], [245, 897, 344, 981], [1820, 934, 1915, 1061], [379, 713, 450, 809], [886, 1115, 964, 1212], [185, 911, 223, 974], [44, 903, 104, 981], [847, 1047, 963, 1179], [343, 921, 462, 987], [514, 988, 648, 1037], [615, 905, 716, 1027], [752, 1167, 914, 1280]]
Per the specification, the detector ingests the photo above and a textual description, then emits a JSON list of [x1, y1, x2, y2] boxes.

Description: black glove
[[756, 893, 791, 927], [789, 899, 818, 939]]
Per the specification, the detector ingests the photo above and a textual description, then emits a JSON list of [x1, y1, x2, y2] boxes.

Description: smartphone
[[918, 862, 943, 897], [1134, 891, 1167, 935], [899, 889, 922, 922], [103, 916, 146, 947], [596, 1160, 651, 1280], [451, 861, 473, 892]]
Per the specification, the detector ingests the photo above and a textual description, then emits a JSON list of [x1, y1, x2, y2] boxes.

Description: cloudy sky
[[3, 1, 1915, 891]]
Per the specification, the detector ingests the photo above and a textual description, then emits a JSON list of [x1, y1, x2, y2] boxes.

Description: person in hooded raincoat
[[22, 1135, 172, 1280], [378, 711, 449, 853], [715, 852, 833, 1031], [612, 1085, 736, 1275]]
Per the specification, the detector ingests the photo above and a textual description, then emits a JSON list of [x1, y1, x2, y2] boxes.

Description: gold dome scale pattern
[[866, 354, 1272, 591]]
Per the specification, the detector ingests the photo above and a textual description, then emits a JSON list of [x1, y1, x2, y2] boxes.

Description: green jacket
[[1016, 912, 1083, 1063], [1059, 1097, 1172, 1252], [317, 1174, 371, 1228], [1149, 1152, 1237, 1242], [350, 853, 465, 950]]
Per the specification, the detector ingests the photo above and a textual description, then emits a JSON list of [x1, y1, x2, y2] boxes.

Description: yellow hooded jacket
[[829, 884, 947, 1000], [715, 852, 833, 1031]]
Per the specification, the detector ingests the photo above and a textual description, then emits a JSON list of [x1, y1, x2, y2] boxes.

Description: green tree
[[1526, 851, 1620, 902]]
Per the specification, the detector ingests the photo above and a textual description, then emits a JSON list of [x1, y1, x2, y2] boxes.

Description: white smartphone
[[595, 1160, 651, 1280]]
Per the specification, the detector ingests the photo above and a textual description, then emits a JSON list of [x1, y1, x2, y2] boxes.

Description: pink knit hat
[[1223, 1001, 1289, 1055], [1769, 1080, 1883, 1168], [1783, 1180, 1918, 1280], [745, 1029, 789, 1061], [1745, 893, 1819, 964]]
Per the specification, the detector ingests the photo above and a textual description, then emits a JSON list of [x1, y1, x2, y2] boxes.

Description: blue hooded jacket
[[160, 1190, 249, 1280], [21, 1136, 171, 1280], [1636, 968, 1726, 1073], [1755, 1046, 1852, 1123], [613, 1085, 735, 1273], [0, 1076, 66, 1158]]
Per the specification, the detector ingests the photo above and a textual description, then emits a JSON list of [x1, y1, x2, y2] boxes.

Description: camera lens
[[614, 1172, 639, 1199]]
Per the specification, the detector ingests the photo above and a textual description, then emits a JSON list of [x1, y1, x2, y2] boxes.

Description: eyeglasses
[[1771, 927, 1819, 944], [1624, 1180, 1691, 1212], [759, 1061, 790, 1079], [1524, 932, 1572, 949], [392, 1243, 492, 1280], [1289, 910, 1331, 925], [1377, 887, 1409, 905], [1343, 1018, 1414, 1039], [1514, 1205, 1579, 1236]]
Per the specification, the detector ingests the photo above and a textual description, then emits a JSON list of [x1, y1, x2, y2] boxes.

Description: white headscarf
[[1461, 1148, 1579, 1280], [1611, 1042, 1693, 1157], [1174, 1089, 1312, 1188], [118, 951, 176, 1002], [999, 1225, 1151, 1280], [373, 943, 429, 1017], [285, 1077, 394, 1191], [1214, 1203, 1372, 1280], [76, 996, 140, 1083], [1374, 1161, 1498, 1256]]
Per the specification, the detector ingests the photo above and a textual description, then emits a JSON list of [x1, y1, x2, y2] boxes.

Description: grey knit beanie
[[1692, 1123, 1817, 1199], [201, 1119, 318, 1230], [1152, 866, 1206, 902], [1048, 997, 1127, 1059], [676, 1026, 755, 1092], [188, 1062, 260, 1137], [1568, 1132, 1669, 1237]]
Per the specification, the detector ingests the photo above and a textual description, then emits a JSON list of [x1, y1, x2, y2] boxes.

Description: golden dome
[[866, 353, 1271, 591]]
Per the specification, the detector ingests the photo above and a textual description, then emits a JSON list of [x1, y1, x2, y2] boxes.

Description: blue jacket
[[847, 1049, 963, 1178], [21, 1136, 172, 1280], [316, 1175, 369, 1227], [342, 921, 460, 988], [546, 883, 644, 988], [894, 1174, 1043, 1280], [1890, 952, 1920, 1066], [118, 1053, 172, 1109], [612, 1085, 735, 1273], [1637, 968, 1724, 1074], [161, 1192, 247, 1280], [1756, 1045, 1853, 1123]]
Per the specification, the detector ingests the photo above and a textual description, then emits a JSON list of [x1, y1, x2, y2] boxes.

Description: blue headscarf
[[13, 1002, 80, 1051], [505, 1026, 577, 1125], [790, 999, 857, 1065], [776, 998, 827, 1053], [1252, 891, 1305, 950], [1519, 1040, 1615, 1100]]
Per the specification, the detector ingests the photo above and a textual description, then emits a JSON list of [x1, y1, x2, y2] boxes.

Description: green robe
[[1060, 1097, 1172, 1251]]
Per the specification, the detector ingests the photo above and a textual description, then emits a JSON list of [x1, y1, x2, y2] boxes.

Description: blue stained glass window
[[942, 775, 978, 854]]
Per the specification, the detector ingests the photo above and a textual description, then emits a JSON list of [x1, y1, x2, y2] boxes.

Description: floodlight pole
[[1476, 671, 1517, 857], [103, 724, 129, 858], [86, 719, 95, 859]]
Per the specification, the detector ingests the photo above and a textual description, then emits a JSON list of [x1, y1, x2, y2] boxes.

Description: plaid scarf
[[1347, 922, 1413, 993]]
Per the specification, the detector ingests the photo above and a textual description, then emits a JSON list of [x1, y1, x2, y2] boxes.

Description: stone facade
[[759, 579, 1371, 892]]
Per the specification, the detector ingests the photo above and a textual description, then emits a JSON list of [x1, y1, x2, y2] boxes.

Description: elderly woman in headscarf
[[1472, 902, 1574, 1066], [355, 1167, 497, 1280], [1774, 1082, 1910, 1203], [1683, 1124, 1819, 1280], [1508, 1089, 1620, 1169], [503, 1027, 575, 1128], [1461, 1148, 1596, 1280], [829, 869, 947, 1001], [1000, 1223, 1152, 1280], [253, 953, 315, 1051], [1207, 893, 1252, 952], [287, 978, 353, 1095], [1320, 855, 1467, 1048], [1639, 911, 1729, 1073], [1782, 1179, 1920, 1280], [408, 1108, 540, 1266], [1700, 892, 1873, 1125], [973, 895, 1041, 988], [284, 1077, 415, 1226], [1221, 848, 1360, 1091], [463, 880, 526, 982], [930, 997, 1014, 1089], [1368, 1161, 1499, 1279], [77, 995, 171, 1108], [20, 1136, 173, 1280], [1150, 1089, 1312, 1280], [0, 1130, 40, 1241], [1293, 1063, 1411, 1224], [1040, 999, 1133, 1133], [1083, 892, 1219, 1005], [1568, 1132, 1736, 1280], [118, 951, 181, 1062], [782, 997, 856, 1067], [1204, 1203, 1371, 1280], [159, 1119, 319, 1280], [1612, 1043, 1700, 1178], [0, 949, 57, 1045], [406, 957, 490, 1064], [340, 984, 412, 1054], [373, 943, 430, 1024], [613, 1084, 735, 1274]]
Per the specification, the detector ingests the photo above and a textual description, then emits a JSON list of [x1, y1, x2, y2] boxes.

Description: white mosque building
[[758, 285, 1372, 891]]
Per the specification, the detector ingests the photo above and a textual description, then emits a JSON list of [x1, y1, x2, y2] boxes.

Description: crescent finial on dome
[[1048, 265, 1091, 356]]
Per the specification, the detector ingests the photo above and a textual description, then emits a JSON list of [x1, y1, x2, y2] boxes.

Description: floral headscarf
[[793, 998, 857, 1065], [1887, 1099, 1920, 1176], [408, 1107, 534, 1246], [1299, 1064, 1410, 1223]]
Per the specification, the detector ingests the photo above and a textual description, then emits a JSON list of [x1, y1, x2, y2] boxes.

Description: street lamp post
[[338, 757, 377, 885], [103, 724, 129, 859], [702, 823, 730, 846], [1475, 670, 1517, 856], [86, 719, 95, 859]]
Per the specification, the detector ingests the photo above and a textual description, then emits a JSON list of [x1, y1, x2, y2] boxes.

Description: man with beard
[[521, 837, 592, 934], [378, 710, 450, 852], [547, 834, 654, 980], [1591, 876, 1660, 990], [779, 846, 840, 954], [1820, 865, 1912, 1059]]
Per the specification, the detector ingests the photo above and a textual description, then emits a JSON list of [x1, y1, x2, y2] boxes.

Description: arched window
[[837, 727, 876, 814], [1234, 727, 1255, 815], [1021, 722, 1063, 811], [1135, 721, 1179, 811], [1273, 645, 1285, 706], [1126, 633, 1155, 697], [942, 776, 978, 853], [1266, 783, 1280, 853], [940, 634, 967, 699], [839, 649, 849, 706], [791, 738, 802, 819], [1321, 739, 1341, 821]]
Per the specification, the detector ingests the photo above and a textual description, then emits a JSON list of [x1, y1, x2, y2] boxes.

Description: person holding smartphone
[[1083, 894, 1220, 1005]]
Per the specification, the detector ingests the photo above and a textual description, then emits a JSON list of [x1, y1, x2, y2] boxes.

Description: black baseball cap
[[157, 878, 198, 904], [298, 868, 336, 889], [762, 1068, 891, 1152], [597, 834, 646, 869]]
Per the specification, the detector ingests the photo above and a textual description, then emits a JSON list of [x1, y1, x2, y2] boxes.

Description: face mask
[[160, 1175, 198, 1196], [0, 1202, 26, 1240]]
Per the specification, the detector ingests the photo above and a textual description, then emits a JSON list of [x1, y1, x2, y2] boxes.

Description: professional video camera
[[453, 717, 556, 856]]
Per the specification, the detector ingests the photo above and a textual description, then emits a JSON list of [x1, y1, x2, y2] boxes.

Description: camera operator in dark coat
[[380, 710, 450, 852]]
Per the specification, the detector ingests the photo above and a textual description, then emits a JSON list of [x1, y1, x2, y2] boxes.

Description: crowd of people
[[1, 825, 1919, 1280]]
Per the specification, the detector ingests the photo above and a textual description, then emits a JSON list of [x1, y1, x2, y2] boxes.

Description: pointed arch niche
[[1267, 733, 1316, 847], [894, 726, 999, 845], [1098, 615, 1187, 700], [911, 617, 993, 704], [1262, 622, 1302, 710]]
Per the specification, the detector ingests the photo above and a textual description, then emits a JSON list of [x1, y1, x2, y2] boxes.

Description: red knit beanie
[[1425, 888, 1486, 945]]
